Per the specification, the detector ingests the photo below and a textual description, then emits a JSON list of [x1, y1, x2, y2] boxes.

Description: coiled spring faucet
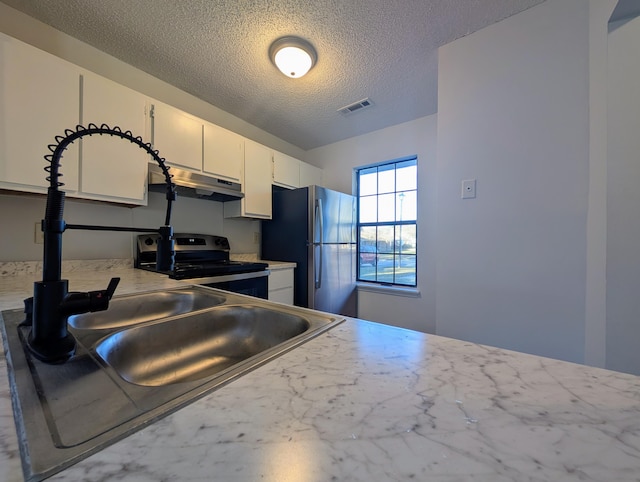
[[27, 124, 176, 364]]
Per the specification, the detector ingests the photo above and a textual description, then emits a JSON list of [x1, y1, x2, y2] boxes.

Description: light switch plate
[[461, 179, 476, 199]]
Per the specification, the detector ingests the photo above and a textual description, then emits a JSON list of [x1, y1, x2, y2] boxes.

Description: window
[[356, 157, 417, 286]]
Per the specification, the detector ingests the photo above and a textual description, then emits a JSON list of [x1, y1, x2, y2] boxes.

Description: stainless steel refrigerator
[[261, 185, 357, 317]]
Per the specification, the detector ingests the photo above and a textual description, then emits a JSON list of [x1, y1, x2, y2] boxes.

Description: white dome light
[[270, 37, 317, 79]]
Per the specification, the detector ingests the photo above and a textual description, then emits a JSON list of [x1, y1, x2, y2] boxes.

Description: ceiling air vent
[[338, 98, 373, 115]]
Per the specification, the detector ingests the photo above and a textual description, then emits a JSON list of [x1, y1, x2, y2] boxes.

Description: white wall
[[584, 0, 617, 369], [307, 115, 437, 333], [0, 192, 260, 261], [436, 0, 591, 363], [606, 15, 640, 373]]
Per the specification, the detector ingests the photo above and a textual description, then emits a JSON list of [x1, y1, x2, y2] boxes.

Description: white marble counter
[[0, 259, 187, 311], [2, 265, 640, 481]]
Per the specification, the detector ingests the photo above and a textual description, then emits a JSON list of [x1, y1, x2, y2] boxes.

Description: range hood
[[148, 164, 243, 202]]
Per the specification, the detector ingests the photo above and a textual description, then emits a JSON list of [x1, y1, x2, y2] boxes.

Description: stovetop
[[135, 233, 268, 280]]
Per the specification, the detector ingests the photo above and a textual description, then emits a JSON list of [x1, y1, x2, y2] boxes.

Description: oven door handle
[[185, 270, 270, 284]]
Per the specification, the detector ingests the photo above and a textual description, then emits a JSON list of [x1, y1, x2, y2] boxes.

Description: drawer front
[[269, 269, 294, 291], [269, 287, 293, 305]]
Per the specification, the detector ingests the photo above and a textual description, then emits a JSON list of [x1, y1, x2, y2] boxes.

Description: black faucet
[[26, 124, 177, 364]]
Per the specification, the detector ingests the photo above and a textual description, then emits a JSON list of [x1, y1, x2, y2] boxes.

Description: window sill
[[356, 282, 421, 298]]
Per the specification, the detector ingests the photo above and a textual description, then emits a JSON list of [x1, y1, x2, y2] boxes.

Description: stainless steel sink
[[96, 305, 310, 386], [0, 285, 344, 481], [69, 287, 226, 330]]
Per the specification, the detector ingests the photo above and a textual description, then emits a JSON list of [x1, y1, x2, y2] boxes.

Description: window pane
[[376, 254, 395, 283], [396, 162, 417, 191], [359, 226, 376, 244], [378, 164, 395, 194], [398, 224, 416, 254], [377, 225, 395, 254], [396, 191, 416, 222], [395, 255, 416, 285], [359, 265, 377, 282], [359, 195, 377, 223], [378, 193, 395, 222], [359, 167, 377, 196]]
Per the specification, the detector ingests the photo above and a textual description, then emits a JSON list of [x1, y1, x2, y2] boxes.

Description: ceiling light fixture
[[269, 36, 317, 79]]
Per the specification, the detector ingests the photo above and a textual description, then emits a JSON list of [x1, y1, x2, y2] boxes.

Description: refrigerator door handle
[[315, 198, 323, 289]]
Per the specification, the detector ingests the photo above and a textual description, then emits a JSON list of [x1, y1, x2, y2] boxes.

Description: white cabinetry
[[0, 33, 79, 193], [273, 151, 300, 189], [273, 150, 324, 189], [0, 34, 150, 205], [224, 140, 272, 219], [80, 73, 148, 204], [203, 122, 243, 183], [268, 267, 295, 305], [151, 102, 203, 171], [299, 162, 323, 187], [0, 33, 319, 211]]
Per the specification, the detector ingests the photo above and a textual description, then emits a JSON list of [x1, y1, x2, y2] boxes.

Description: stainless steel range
[[135, 233, 269, 298]]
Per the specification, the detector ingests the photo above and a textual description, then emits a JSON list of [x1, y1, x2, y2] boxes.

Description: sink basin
[[96, 305, 310, 386], [0, 285, 344, 481], [68, 287, 226, 329]]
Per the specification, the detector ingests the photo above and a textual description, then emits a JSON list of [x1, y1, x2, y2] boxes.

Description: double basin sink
[[1, 286, 343, 481]]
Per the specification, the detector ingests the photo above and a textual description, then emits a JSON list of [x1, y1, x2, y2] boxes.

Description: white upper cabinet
[[0, 33, 318, 212], [299, 161, 323, 187], [273, 150, 324, 189], [151, 101, 203, 171], [273, 151, 300, 189], [80, 73, 149, 203], [203, 122, 243, 182], [0, 33, 80, 193], [225, 140, 272, 219], [242, 140, 273, 219]]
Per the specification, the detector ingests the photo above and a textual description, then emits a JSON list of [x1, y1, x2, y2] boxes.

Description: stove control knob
[[214, 239, 221, 245], [144, 237, 155, 246]]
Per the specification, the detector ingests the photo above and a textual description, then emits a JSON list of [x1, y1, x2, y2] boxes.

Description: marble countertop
[[2, 264, 640, 481]]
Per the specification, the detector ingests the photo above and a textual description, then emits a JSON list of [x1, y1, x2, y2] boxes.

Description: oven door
[[194, 271, 269, 299]]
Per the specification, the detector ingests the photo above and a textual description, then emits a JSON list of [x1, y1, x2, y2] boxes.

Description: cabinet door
[[203, 122, 243, 182], [273, 151, 300, 189], [242, 140, 273, 219], [268, 268, 294, 305], [151, 102, 202, 171], [0, 33, 79, 193], [299, 162, 323, 187], [80, 73, 148, 203]]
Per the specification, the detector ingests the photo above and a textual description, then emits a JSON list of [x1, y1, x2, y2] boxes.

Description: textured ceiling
[[1, 0, 545, 150]]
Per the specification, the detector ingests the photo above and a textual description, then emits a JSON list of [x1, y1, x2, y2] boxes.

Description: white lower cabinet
[[268, 267, 295, 305]]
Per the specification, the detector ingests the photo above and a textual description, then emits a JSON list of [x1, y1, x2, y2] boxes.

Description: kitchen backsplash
[[0, 192, 260, 262], [0, 259, 133, 277]]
